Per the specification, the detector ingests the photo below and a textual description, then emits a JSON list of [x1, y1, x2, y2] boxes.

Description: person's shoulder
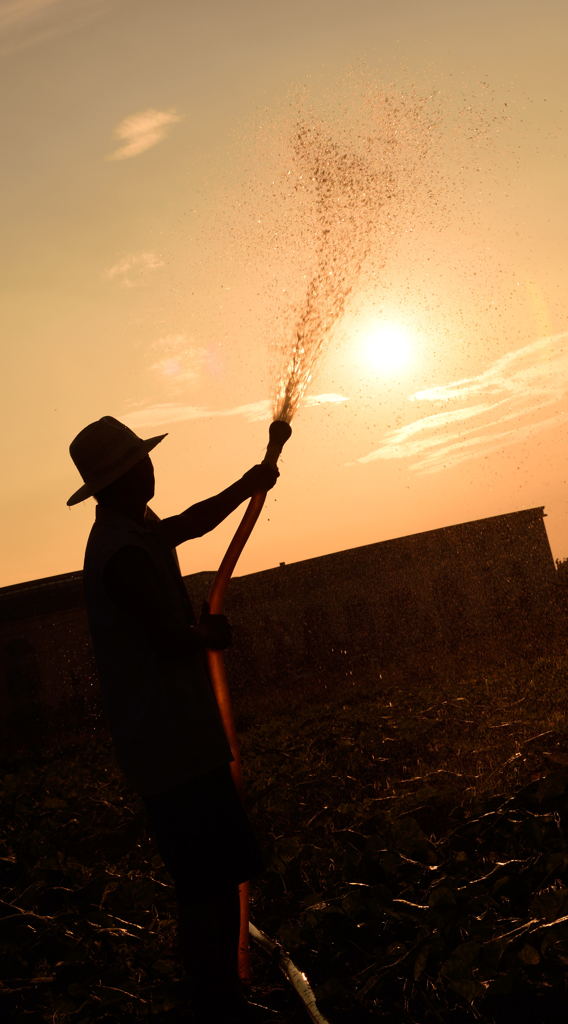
[[85, 513, 149, 577]]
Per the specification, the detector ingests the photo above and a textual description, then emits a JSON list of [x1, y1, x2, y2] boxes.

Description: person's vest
[[83, 505, 231, 795]]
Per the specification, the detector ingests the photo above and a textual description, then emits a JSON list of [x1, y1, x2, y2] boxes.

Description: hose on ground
[[249, 921, 331, 1024]]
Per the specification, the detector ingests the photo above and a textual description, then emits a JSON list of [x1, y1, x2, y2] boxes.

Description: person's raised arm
[[156, 463, 278, 549]]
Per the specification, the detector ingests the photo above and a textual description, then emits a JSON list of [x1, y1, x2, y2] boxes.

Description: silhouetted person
[[67, 416, 278, 1023]]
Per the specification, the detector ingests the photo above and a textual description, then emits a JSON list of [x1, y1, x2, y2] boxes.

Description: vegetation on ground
[[2, 654, 568, 1022]]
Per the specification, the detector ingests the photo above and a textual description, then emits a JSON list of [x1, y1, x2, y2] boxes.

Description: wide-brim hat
[[67, 416, 167, 506]]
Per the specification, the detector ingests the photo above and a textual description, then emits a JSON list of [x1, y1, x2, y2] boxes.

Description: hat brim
[[67, 433, 167, 506]]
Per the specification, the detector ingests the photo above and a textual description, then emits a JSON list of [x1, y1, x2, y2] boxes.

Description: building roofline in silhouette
[[235, 506, 551, 581], [0, 506, 553, 619]]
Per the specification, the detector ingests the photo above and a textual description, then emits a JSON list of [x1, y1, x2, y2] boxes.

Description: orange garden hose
[[206, 420, 292, 982]]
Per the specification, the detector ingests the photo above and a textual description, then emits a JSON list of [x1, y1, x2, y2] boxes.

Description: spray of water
[[269, 88, 443, 423], [272, 123, 386, 422], [226, 77, 512, 426]]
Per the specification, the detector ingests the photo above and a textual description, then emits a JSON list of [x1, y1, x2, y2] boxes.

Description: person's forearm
[[156, 462, 278, 548], [187, 478, 250, 533], [159, 477, 250, 547]]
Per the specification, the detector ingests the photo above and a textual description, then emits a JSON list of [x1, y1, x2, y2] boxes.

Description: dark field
[[2, 654, 568, 1022]]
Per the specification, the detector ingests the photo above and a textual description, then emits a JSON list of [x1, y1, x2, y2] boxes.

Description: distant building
[[223, 506, 558, 691], [0, 507, 558, 744]]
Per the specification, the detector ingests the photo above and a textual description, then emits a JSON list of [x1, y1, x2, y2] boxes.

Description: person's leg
[[143, 768, 262, 1018], [177, 880, 242, 1013]]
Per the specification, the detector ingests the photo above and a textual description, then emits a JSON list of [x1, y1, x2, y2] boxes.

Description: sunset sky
[[1, 0, 567, 589]]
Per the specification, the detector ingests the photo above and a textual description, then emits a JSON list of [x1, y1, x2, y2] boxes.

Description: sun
[[358, 320, 415, 375]]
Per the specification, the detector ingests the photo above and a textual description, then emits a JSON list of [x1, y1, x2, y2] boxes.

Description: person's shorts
[[143, 763, 263, 895]]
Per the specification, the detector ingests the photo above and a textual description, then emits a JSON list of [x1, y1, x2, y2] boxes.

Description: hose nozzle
[[263, 419, 292, 468]]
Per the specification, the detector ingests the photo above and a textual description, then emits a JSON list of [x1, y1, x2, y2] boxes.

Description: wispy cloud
[[302, 393, 348, 409], [0, 0, 61, 30], [0, 0, 105, 54], [105, 251, 165, 288], [123, 393, 348, 430], [354, 332, 568, 474], [149, 334, 208, 386], [108, 108, 181, 161]]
